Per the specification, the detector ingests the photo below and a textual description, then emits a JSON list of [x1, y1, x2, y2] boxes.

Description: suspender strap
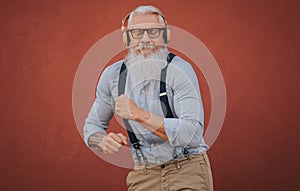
[[167, 52, 176, 64], [118, 63, 140, 149], [160, 53, 176, 118]]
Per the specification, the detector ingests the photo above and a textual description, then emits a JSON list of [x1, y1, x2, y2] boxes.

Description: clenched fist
[[88, 132, 128, 154], [114, 94, 141, 120]]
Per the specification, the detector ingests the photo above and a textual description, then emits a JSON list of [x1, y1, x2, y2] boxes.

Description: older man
[[83, 5, 214, 191]]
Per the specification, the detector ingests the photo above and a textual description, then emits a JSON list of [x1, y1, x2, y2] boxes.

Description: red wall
[[0, 0, 299, 190]]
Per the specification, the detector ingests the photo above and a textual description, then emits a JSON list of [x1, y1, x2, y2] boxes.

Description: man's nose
[[140, 30, 151, 43]]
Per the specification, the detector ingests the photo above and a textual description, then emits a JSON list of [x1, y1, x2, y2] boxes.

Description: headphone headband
[[121, 13, 131, 29], [122, 12, 167, 30]]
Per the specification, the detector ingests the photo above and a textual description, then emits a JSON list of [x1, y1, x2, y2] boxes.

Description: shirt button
[[160, 164, 165, 169]]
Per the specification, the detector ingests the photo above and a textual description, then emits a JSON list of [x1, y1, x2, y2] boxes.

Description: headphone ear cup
[[122, 32, 128, 46], [163, 28, 171, 44], [166, 28, 171, 43]]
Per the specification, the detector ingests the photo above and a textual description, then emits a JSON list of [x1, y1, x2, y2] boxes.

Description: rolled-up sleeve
[[164, 59, 204, 147], [83, 67, 114, 146]]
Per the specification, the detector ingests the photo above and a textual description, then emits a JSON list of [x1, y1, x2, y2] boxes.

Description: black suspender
[[118, 53, 176, 149], [118, 63, 141, 149], [160, 53, 176, 118]]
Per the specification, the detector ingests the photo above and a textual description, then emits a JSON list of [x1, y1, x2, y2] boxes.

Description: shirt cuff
[[163, 118, 180, 146]]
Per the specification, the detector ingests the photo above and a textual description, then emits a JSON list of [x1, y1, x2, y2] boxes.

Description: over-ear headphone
[[121, 12, 171, 46]]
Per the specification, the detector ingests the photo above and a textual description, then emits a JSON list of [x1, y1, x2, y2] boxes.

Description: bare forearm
[[133, 108, 168, 141], [87, 132, 105, 150]]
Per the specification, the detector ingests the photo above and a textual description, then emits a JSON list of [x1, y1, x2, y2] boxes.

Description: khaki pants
[[126, 152, 214, 191]]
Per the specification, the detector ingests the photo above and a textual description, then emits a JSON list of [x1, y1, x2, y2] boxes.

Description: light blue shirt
[[83, 53, 208, 165]]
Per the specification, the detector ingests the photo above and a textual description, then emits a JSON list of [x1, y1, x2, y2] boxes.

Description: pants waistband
[[134, 151, 207, 170]]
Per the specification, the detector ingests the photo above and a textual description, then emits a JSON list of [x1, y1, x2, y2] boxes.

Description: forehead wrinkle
[[127, 23, 165, 30]]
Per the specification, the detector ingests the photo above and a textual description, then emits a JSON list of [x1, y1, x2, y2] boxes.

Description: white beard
[[125, 46, 168, 84]]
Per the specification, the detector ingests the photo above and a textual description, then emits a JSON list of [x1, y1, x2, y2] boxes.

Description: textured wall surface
[[0, 0, 299, 190]]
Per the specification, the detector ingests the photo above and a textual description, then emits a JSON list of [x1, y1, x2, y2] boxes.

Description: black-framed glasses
[[127, 28, 166, 39]]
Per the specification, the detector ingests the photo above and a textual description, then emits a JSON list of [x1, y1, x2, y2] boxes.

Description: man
[[83, 5, 214, 191]]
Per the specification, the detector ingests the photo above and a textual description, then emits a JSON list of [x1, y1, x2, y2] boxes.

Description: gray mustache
[[135, 43, 157, 50]]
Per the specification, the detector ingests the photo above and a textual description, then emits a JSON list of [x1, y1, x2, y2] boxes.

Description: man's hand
[[115, 95, 141, 120], [88, 132, 128, 154]]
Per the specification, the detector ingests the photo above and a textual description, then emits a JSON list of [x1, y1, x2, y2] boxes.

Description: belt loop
[[143, 163, 148, 172], [202, 151, 207, 163]]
